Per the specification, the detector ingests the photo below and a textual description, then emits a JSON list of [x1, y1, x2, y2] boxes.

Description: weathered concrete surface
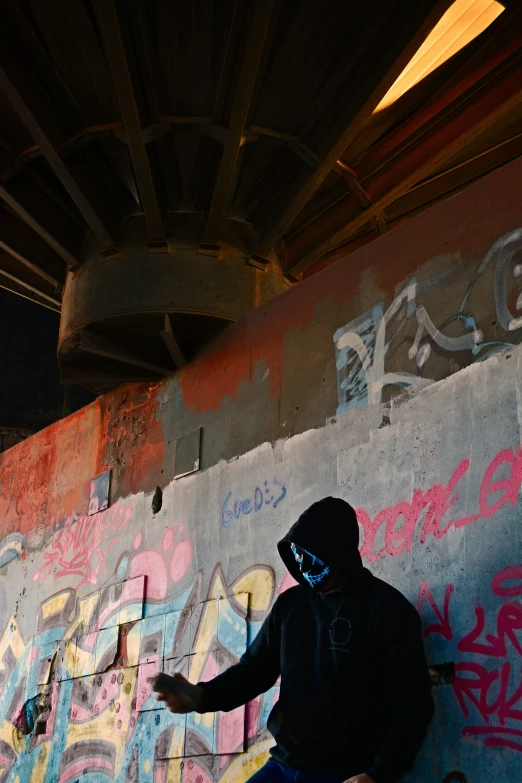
[[0, 157, 522, 783]]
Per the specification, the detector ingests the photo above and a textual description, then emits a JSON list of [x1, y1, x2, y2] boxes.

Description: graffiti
[[0, 540, 276, 783], [0, 532, 27, 568], [334, 229, 522, 413], [419, 566, 522, 755], [221, 479, 287, 527], [33, 504, 133, 586], [418, 581, 454, 641], [356, 441, 522, 563]]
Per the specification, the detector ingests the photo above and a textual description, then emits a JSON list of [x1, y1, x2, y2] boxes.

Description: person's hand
[[344, 775, 376, 783], [150, 672, 204, 714]]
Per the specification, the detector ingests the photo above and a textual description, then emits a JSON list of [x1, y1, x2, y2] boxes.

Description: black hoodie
[[198, 497, 434, 782]]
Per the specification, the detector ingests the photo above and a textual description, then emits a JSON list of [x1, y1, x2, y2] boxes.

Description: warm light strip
[[374, 0, 504, 112]]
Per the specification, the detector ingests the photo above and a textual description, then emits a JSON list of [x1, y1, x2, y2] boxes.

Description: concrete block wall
[[0, 157, 521, 783]]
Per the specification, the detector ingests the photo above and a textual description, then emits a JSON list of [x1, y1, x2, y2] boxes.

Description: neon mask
[[290, 543, 331, 588]]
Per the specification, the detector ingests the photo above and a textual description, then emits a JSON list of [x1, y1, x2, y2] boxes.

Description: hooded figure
[[278, 496, 363, 587], [158, 498, 434, 783]]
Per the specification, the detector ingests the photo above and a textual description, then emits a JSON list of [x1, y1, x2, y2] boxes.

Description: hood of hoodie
[[278, 497, 363, 588]]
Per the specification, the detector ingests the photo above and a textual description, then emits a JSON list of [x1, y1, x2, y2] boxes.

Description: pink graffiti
[[422, 565, 522, 753], [170, 539, 192, 583], [34, 505, 132, 587], [162, 526, 175, 552], [357, 444, 522, 563], [129, 550, 168, 600]]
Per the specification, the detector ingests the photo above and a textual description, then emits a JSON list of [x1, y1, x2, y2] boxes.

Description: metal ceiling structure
[[0, 0, 521, 391]]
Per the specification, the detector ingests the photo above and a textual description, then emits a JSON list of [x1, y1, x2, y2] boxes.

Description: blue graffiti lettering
[[221, 479, 287, 526], [221, 492, 233, 527], [254, 486, 263, 511]]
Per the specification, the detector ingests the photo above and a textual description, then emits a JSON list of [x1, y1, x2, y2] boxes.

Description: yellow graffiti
[[232, 568, 274, 612], [218, 739, 273, 783], [126, 622, 141, 667], [166, 718, 185, 761], [65, 591, 99, 639], [165, 758, 183, 783], [40, 592, 69, 621], [0, 718, 20, 755]]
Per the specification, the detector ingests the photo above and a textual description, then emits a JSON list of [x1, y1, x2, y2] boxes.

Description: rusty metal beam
[[0, 240, 60, 288], [79, 330, 171, 376], [303, 131, 522, 274], [0, 185, 80, 269], [0, 260, 61, 306], [249, 125, 300, 144], [97, 0, 165, 244], [1, 123, 122, 183], [255, 0, 452, 257], [357, 30, 522, 181], [0, 67, 115, 250], [160, 116, 213, 125], [113, 123, 170, 145], [334, 160, 372, 208], [160, 314, 186, 369], [0, 278, 60, 313], [202, 0, 274, 245], [288, 60, 522, 275], [374, 212, 388, 235]]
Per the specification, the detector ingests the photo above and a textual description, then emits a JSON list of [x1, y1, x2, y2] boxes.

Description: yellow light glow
[[374, 0, 504, 112]]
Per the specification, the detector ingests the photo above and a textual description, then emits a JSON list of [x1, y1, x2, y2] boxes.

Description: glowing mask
[[290, 543, 330, 588]]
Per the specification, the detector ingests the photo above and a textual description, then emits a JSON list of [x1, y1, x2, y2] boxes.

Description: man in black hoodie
[[153, 497, 434, 783]]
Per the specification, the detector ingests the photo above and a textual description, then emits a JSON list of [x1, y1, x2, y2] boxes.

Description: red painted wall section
[[99, 382, 165, 498], [0, 382, 166, 542], [0, 402, 101, 544]]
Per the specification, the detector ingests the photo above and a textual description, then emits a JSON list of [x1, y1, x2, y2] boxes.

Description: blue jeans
[[247, 759, 342, 783]]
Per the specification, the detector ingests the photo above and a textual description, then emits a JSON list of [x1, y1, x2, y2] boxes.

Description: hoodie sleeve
[[196, 597, 281, 713], [366, 597, 434, 783]]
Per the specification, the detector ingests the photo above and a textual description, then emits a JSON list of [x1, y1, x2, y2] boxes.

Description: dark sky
[[0, 289, 93, 433]]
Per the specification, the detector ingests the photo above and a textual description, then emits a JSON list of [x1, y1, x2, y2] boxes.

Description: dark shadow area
[[0, 289, 94, 450]]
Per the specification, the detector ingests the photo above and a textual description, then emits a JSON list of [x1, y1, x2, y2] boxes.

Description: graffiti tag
[[356, 442, 522, 563], [334, 228, 522, 414], [221, 479, 287, 527], [33, 504, 132, 586], [421, 566, 522, 754]]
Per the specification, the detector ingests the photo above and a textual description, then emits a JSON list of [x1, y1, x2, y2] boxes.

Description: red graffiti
[[357, 445, 522, 563], [479, 448, 522, 518], [423, 565, 522, 753], [33, 505, 132, 587], [418, 581, 454, 641], [458, 603, 522, 658]]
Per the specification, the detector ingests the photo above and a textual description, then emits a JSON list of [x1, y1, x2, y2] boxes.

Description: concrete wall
[[0, 157, 522, 783]]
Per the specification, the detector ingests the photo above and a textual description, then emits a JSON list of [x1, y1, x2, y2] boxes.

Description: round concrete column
[[58, 227, 286, 390]]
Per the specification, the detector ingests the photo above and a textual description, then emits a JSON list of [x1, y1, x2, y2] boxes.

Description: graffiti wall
[[333, 228, 522, 415], [1, 158, 522, 783], [0, 345, 520, 783]]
